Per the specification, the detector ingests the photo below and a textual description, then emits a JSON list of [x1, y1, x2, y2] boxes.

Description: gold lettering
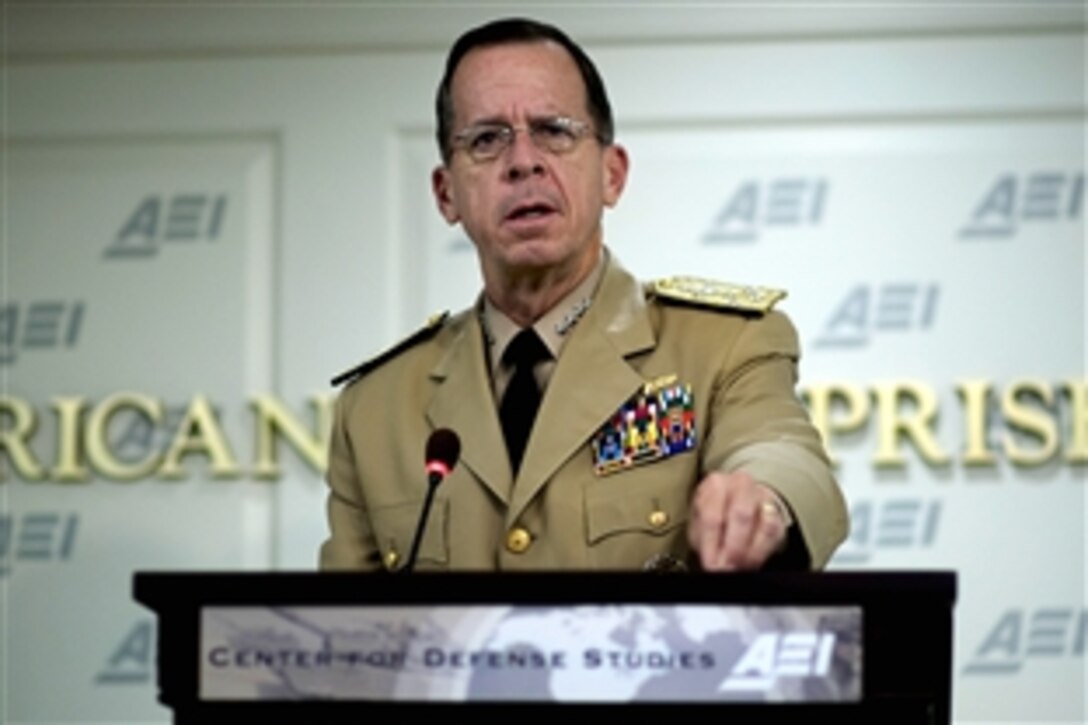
[[802, 383, 869, 466], [1065, 379, 1088, 464], [1001, 379, 1058, 466], [956, 380, 998, 466], [5, 379, 1077, 483], [872, 380, 951, 467], [51, 397, 90, 481], [86, 393, 164, 480], [0, 396, 46, 481], [250, 394, 333, 478], [159, 395, 241, 479]]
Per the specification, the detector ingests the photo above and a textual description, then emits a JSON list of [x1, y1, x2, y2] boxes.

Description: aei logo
[[963, 607, 1086, 675], [832, 499, 942, 565], [703, 178, 828, 243], [0, 511, 79, 576], [720, 632, 836, 691], [0, 300, 85, 366], [959, 172, 1083, 239], [813, 283, 939, 349], [96, 620, 155, 685], [104, 194, 228, 258]]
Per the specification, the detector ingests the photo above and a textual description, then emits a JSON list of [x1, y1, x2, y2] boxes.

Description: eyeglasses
[[451, 116, 599, 162]]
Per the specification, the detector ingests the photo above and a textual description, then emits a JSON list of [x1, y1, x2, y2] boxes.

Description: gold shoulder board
[[648, 276, 786, 314], [330, 311, 449, 387]]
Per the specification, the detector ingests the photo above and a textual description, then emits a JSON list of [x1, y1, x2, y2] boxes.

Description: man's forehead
[[454, 38, 577, 75], [449, 40, 587, 119]]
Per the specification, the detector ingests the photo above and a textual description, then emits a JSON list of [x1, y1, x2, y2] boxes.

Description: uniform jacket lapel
[[509, 255, 657, 521], [426, 310, 513, 505]]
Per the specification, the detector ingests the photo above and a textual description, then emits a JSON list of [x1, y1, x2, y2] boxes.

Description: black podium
[[135, 570, 955, 723]]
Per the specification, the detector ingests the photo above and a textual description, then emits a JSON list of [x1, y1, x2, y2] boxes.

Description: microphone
[[404, 428, 461, 572], [424, 428, 461, 487]]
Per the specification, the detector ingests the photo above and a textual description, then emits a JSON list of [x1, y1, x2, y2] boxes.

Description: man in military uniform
[[320, 18, 848, 572]]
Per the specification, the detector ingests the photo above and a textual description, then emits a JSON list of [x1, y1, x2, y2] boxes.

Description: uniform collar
[[481, 248, 607, 374]]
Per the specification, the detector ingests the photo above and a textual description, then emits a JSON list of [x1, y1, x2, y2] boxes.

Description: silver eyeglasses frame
[[451, 116, 600, 162]]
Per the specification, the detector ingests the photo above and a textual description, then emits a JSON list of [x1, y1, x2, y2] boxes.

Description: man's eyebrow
[[463, 111, 570, 127], [462, 115, 510, 128]]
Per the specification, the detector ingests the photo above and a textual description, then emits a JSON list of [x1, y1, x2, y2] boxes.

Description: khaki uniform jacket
[[320, 255, 848, 571]]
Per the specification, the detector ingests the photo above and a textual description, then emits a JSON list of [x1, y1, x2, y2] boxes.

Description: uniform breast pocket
[[583, 461, 694, 569], [370, 498, 450, 571]]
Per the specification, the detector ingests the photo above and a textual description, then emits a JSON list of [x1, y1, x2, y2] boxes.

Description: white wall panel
[[3, 138, 276, 720]]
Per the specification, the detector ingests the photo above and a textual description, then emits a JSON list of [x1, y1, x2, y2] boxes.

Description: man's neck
[[485, 246, 601, 327]]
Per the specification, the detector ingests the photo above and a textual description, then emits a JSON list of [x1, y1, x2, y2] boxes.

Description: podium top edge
[[133, 570, 957, 610]]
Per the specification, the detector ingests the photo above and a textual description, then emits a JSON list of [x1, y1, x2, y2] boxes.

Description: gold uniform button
[[383, 549, 400, 570], [506, 527, 532, 554], [648, 510, 669, 528]]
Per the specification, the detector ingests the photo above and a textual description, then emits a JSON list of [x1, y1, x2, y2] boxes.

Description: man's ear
[[432, 166, 460, 224], [601, 143, 630, 208]]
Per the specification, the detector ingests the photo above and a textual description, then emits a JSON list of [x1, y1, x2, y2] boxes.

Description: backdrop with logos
[[1, 7, 1084, 723]]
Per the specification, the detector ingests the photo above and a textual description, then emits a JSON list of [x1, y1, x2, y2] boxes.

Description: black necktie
[[499, 328, 551, 475]]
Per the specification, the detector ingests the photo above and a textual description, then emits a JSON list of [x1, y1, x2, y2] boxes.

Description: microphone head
[[425, 428, 461, 472]]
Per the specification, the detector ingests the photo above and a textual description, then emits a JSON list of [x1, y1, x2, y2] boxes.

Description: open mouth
[[506, 202, 556, 221]]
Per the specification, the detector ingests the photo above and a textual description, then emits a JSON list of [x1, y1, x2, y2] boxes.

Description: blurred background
[[1, 0, 1085, 722]]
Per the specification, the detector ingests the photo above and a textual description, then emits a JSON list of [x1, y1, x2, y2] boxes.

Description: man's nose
[[503, 130, 546, 181]]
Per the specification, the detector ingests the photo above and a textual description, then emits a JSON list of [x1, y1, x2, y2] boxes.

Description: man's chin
[[500, 239, 567, 269]]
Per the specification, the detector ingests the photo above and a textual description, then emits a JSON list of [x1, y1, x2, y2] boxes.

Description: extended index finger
[[690, 472, 731, 570]]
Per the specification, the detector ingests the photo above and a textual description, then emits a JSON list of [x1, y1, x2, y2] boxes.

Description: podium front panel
[[199, 603, 862, 702], [135, 570, 954, 722]]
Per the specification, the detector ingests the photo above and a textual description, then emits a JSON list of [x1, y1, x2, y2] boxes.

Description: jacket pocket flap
[[585, 477, 687, 545], [371, 497, 449, 567]]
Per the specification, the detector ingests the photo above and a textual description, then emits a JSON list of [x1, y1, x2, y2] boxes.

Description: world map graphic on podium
[[200, 604, 862, 702]]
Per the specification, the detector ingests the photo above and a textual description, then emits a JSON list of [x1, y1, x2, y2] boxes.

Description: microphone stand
[[403, 471, 442, 573]]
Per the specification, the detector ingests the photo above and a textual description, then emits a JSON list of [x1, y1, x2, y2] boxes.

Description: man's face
[[432, 41, 628, 282]]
